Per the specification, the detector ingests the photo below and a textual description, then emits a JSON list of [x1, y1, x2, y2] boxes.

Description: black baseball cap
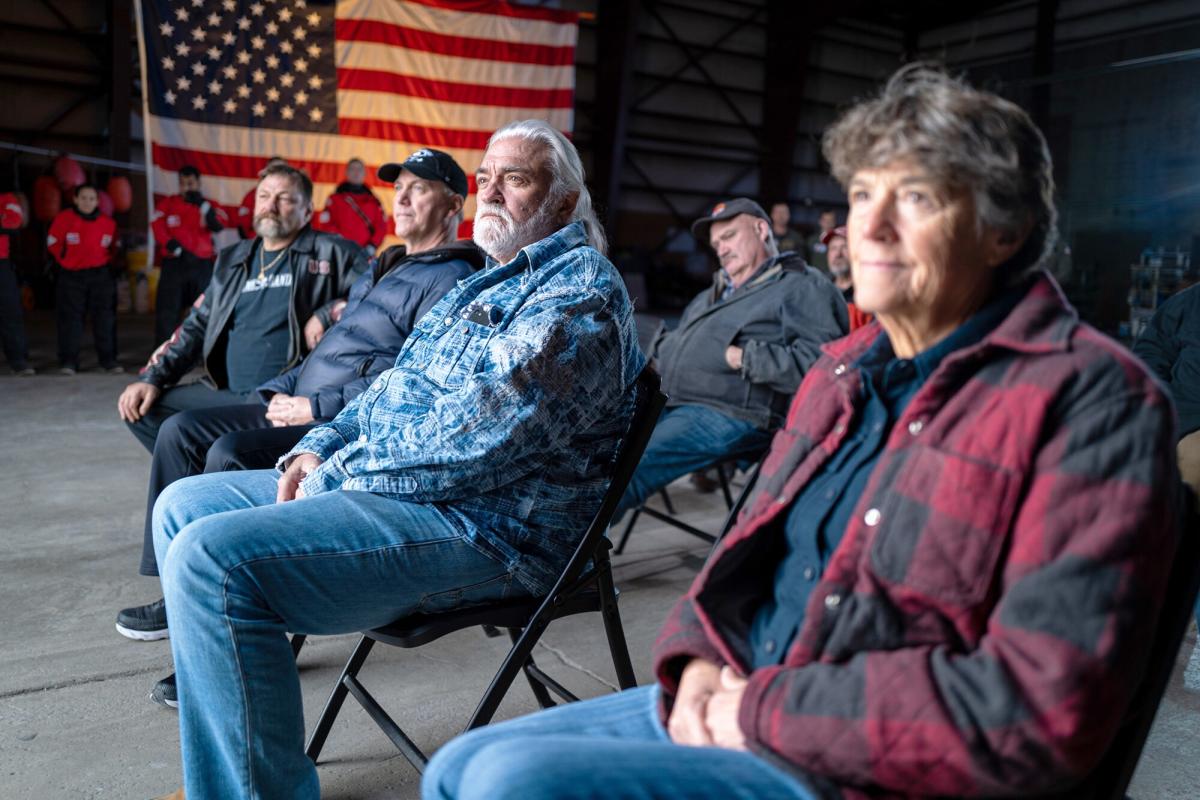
[[377, 149, 468, 198], [690, 197, 771, 244]]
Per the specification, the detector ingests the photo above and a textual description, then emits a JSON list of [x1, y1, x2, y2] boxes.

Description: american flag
[[135, 0, 579, 241]]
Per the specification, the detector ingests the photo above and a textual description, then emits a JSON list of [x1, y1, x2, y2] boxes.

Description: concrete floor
[[0, 310, 1198, 799]]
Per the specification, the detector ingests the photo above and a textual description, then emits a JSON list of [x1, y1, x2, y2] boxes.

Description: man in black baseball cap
[[378, 148, 470, 199], [615, 196, 848, 539], [377, 148, 469, 253]]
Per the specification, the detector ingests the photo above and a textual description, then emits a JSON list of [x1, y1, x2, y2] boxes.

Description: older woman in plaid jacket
[[424, 64, 1182, 800]]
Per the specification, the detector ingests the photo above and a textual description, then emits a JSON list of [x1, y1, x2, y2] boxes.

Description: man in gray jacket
[[618, 198, 847, 515]]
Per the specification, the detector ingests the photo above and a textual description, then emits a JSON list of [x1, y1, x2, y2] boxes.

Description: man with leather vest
[[117, 164, 366, 456], [114, 153, 478, 682], [314, 158, 388, 257], [617, 198, 848, 517], [151, 166, 230, 342]]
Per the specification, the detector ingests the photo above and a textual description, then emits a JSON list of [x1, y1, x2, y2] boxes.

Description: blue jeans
[[616, 404, 772, 515], [153, 469, 524, 800], [422, 685, 819, 800]]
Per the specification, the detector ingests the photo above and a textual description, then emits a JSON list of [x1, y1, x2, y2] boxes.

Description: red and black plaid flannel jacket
[[653, 273, 1181, 799]]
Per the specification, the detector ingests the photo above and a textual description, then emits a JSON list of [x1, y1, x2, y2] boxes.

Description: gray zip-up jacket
[[650, 252, 848, 429]]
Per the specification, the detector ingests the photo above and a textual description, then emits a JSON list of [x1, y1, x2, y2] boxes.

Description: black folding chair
[[303, 366, 668, 773], [1063, 486, 1200, 799], [614, 455, 762, 554], [709, 459, 760, 551]]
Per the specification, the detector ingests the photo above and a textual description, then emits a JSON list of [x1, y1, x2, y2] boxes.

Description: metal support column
[[591, 0, 641, 228], [759, 0, 810, 207], [108, 0, 133, 164], [1032, 0, 1059, 133]]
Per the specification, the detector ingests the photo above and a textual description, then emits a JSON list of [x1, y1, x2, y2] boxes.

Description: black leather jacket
[[139, 226, 368, 390]]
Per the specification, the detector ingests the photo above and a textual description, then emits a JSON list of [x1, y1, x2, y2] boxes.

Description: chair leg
[[659, 487, 676, 515], [508, 628, 556, 709], [342, 673, 429, 772], [596, 564, 637, 690], [464, 618, 552, 731], [613, 507, 642, 555], [290, 633, 307, 659], [717, 464, 734, 509], [305, 635, 376, 763]]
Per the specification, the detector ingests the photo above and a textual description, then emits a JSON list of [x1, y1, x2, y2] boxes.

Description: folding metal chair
[[614, 457, 758, 554], [303, 366, 668, 773], [1063, 486, 1200, 799], [709, 459, 760, 551]]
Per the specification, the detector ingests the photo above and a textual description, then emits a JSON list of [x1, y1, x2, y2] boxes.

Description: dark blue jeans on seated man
[[136, 401, 314, 576], [615, 403, 772, 517]]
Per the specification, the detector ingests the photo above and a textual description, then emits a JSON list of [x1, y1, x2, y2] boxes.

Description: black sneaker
[[150, 673, 178, 709], [115, 598, 169, 641]]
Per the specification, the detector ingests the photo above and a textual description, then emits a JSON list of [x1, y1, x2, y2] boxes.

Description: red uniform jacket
[[847, 302, 873, 332], [47, 209, 117, 270], [232, 187, 256, 239], [313, 185, 387, 250], [151, 194, 228, 261], [653, 273, 1180, 799], [0, 191, 24, 260]]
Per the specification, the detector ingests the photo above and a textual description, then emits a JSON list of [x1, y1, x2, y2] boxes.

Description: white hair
[[486, 119, 608, 256], [760, 218, 779, 258], [436, 181, 464, 237]]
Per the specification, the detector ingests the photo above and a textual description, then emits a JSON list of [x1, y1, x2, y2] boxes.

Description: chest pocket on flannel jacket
[[868, 445, 1022, 606], [424, 317, 494, 388]]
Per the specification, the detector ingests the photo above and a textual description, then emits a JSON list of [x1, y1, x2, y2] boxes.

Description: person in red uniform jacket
[[47, 184, 120, 374], [151, 165, 228, 342], [313, 158, 387, 256], [0, 189, 33, 375], [232, 156, 288, 240]]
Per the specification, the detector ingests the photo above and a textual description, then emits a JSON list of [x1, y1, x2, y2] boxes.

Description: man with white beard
[[146, 120, 645, 800]]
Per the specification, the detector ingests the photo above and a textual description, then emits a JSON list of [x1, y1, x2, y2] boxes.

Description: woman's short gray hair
[[822, 63, 1057, 283], [486, 119, 608, 256]]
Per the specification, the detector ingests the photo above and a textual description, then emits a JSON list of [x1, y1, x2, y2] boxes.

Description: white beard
[[473, 198, 560, 262]]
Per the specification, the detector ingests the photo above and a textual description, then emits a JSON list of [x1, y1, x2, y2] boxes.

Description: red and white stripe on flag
[[137, 0, 579, 243]]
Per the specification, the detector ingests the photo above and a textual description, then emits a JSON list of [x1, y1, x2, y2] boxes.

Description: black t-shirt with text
[[225, 245, 292, 393]]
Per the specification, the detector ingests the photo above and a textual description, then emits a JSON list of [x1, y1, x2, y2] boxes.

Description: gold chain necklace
[[257, 243, 290, 284]]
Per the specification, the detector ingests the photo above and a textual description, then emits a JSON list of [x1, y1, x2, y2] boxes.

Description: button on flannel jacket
[[282, 222, 645, 595], [653, 273, 1181, 799]]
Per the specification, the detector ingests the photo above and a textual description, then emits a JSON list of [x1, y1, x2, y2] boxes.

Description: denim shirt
[[281, 222, 646, 594]]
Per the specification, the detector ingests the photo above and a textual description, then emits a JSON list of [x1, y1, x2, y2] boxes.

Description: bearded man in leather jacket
[[117, 164, 366, 454]]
